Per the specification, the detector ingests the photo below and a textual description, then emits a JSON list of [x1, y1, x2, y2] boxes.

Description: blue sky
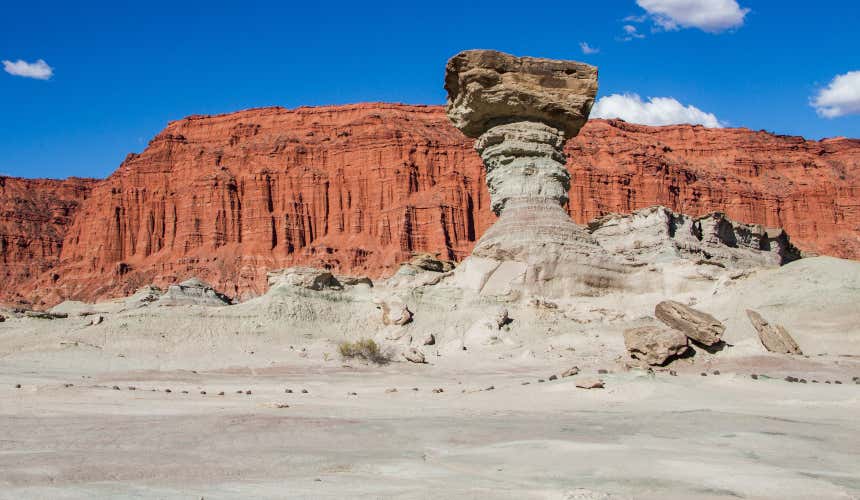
[[1, 0, 858, 179]]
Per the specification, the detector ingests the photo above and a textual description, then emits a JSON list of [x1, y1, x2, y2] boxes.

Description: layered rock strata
[[2, 102, 858, 306], [445, 49, 625, 297]]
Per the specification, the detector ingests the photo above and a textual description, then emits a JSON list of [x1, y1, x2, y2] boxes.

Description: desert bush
[[338, 338, 389, 364]]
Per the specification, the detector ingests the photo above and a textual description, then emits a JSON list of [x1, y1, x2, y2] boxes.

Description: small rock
[[548, 375, 558, 381], [561, 366, 580, 378], [181, 390, 189, 394], [751, 374, 759, 380], [701, 372, 708, 377], [236, 390, 244, 394], [521, 381, 530, 385], [799, 379, 807, 383], [669, 370, 678, 376], [245, 390, 252, 395], [385, 388, 398, 393], [15, 384, 21, 389], [347, 392, 357, 396], [537, 379, 545, 383], [785, 376, 798, 383], [128, 386, 136, 390], [285, 389, 293, 394], [218, 391, 225, 396], [495, 307, 510, 328], [301, 389, 309, 394], [835, 380, 842, 385], [598, 369, 609, 374], [165, 389, 172, 393], [112, 385, 120, 390], [275, 403, 290, 408], [412, 387, 419, 391], [421, 333, 436, 346], [485, 385, 495, 391], [575, 379, 605, 389], [432, 388, 444, 393], [200, 391, 207, 395], [403, 347, 427, 364]]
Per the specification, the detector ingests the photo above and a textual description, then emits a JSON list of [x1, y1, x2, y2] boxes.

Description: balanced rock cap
[[444, 49, 598, 139]]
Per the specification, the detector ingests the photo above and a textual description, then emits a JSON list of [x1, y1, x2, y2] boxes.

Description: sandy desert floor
[[1, 345, 858, 500]]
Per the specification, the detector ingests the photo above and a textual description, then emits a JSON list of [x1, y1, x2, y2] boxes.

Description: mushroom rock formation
[[444, 49, 625, 298]]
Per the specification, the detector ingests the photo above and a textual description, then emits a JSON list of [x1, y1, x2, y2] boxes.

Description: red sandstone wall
[[5, 103, 858, 306], [0, 176, 96, 304]]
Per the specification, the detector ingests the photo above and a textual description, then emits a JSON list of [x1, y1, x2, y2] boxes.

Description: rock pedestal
[[445, 49, 623, 297]]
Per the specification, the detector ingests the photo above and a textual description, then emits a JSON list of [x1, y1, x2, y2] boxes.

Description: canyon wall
[[0, 176, 96, 304], [4, 104, 859, 306]]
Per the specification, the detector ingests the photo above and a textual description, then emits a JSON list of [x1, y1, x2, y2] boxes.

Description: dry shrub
[[338, 338, 389, 364]]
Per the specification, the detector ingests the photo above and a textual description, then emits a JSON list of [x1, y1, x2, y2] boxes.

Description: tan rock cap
[[444, 49, 598, 138]]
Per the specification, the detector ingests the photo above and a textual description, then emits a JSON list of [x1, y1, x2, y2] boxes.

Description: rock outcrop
[[746, 309, 803, 355], [445, 50, 627, 298], [2, 102, 858, 306], [155, 278, 232, 307], [624, 325, 690, 366], [655, 301, 725, 346], [589, 206, 800, 268]]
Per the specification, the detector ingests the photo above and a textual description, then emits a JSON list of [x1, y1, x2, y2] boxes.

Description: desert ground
[[1, 255, 859, 500]]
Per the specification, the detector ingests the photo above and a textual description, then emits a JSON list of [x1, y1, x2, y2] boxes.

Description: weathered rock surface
[[590, 206, 800, 268], [267, 267, 340, 291], [746, 309, 803, 355], [445, 49, 598, 139], [446, 50, 628, 299], [0, 176, 96, 305], [623, 325, 689, 366], [403, 347, 426, 364], [376, 297, 413, 326], [155, 278, 231, 307], [2, 103, 858, 306], [655, 301, 725, 346]]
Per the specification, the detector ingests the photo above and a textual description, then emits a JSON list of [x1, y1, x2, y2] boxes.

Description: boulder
[[655, 300, 724, 346], [623, 325, 689, 366], [376, 298, 413, 326], [408, 253, 455, 273], [746, 309, 803, 355], [155, 278, 231, 307], [561, 366, 580, 378], [403, 348, 427, 364], [267, 267, 341, 291]]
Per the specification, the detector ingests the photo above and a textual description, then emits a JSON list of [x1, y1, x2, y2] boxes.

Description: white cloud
[[591, 93, 724, 128], [579, 42, 600, 55], [811, 71, 860, 118], [635, 0, 749, 33], [2, 59, 54, 80], [620, 24, 646, 41]]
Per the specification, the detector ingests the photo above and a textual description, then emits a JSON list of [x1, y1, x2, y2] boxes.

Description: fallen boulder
[[655, 300, 724, 346], [746, 310, 803, 355], [623, 325, 689, 366]]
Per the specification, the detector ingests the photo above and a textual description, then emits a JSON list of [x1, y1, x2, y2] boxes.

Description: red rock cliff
[[8, 103, 860, 306], [0, 176, 96, 304]]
